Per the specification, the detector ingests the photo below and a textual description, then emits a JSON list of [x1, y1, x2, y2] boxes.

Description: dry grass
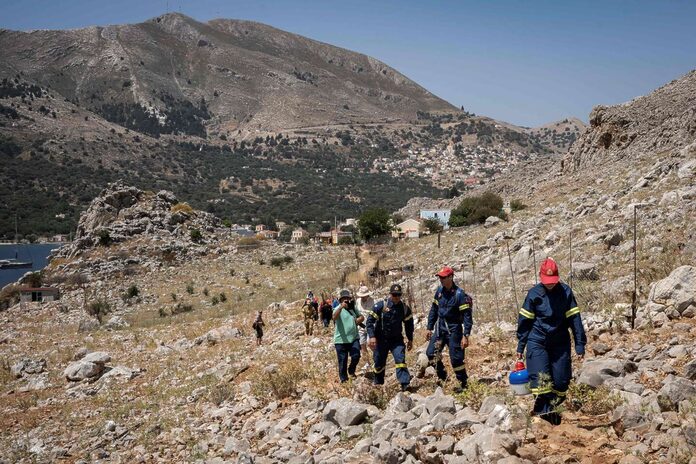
[[171, 202, 194, 214]]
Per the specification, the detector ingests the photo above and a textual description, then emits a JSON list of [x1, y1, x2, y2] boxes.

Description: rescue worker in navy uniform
[[516, 257, 587, 425], [366, 284, 414, 392], [426, 266, 473, 392]]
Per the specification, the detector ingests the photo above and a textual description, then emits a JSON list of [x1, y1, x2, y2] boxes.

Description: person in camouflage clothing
[[302, 298, 317, 336]]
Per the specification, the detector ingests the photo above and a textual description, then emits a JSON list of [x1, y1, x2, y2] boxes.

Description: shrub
[[190, 228, 202, 243], [238, 236, 260, 247], [209, 382, 235, 406], [510, 199, 527, 212], [171, 202, 194, 214], [87, 299, 111, 323], [97, 229, 112, 246], [124, 285, 139, 299], [449, 191, 506, 227], [337, 236, 354, 245], [270, 255, 293, 267], [203, 288, 209, 297], [422, 218, 443, 234], [251, 360, 309, 401], [171, 293, 177, 302], [454, 379, 506, 411], [186, 282, 194, 294], [567, 383, 623, 415], [219, 292, 227, 302], [22, 271, 43, 288], [211, 295, 219, 305], [171, 303, 194, 315]]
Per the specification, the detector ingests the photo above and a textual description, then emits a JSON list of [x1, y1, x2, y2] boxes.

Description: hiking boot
[[452, 384, 467, 394], [400, 384, 411, 393]]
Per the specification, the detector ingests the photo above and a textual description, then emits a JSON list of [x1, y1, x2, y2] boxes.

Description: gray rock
[[658, 376, 696, 411], [104, 316, 129, 329], [454, 426, 518, 462], [11, 358, 47, 378], [683, 359, 696, 380], [387, 392, 413, 413], [478, 395, 506, 416], [425, 388, 456, 416], [648, 265, 696, 314], [82, 351, 111, 364], [577, 358, 636, 387], [99, 365, 140, 382], [323, 398, 368, 427], [484, 216, 503, 228], [431, 411, 455, 430], [446, 407, 481, 430], [592, 343, 611, 355], [571, 262, 599, 280], [223, 437, 250, 456], [64, 360, 103, 381]]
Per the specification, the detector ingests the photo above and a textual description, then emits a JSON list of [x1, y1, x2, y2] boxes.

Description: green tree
[[357, 208, 392, 241], [279, 227, 293, 242], [449, 191, 506, 227], [422, 218, 443, 234]]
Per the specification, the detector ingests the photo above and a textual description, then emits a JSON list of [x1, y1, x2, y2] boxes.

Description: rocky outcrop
[[563, 70, 696, 173], [53, 181, 220, 259]]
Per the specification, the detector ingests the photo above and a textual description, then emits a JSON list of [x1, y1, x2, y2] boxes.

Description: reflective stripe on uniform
[[453, 364, 466, 372], [530, 386, 552, 395], [519, 308, 535, 319], [433, 299, 439, 305], [374, 366, 385, 374], [369, 311, 380, 320], [403, 314, 413, 321], [552, 388, 567, 396], [459, 304, 470, 311], [394, 363, 407, 369], [565, 307, 580, 318]]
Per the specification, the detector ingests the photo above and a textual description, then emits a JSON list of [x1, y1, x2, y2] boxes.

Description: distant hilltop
[[0, 13, 455, 135]]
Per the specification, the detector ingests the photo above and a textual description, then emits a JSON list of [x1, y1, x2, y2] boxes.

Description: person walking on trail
[[301, 298, 317, 336], [320, 298, 333, 328], [355, 285, 375, 370], [366, 284, 414, 392], [516, 257, 586, 425], [426, 266, 473, 392], [333, 289, 364, 383], [252, 310, 265, 346]]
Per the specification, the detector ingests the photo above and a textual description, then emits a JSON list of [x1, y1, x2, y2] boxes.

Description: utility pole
[[569, 228, 574, 289], [506, 241, 519, 310], [491, 264, 501, 324], [531, 239, 538, 285], [631, 205, 639, 329]]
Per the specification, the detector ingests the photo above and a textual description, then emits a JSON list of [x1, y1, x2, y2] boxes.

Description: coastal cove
[[0, 243, 62, 288]]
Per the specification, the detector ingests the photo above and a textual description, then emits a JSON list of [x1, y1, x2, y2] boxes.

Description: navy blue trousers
[[426, 328, 468, 388], [335, 339, 361, 382], [526, 339, 571, 416], [373, 338, 410, 386]]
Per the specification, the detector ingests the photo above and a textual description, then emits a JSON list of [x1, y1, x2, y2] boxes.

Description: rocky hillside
[[1, 124, 695, 462], [0, 13, 454, 135], [563, 70, 696, 172], [526, 117, 586, 153]]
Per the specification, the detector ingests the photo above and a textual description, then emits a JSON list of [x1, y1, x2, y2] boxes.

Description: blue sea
[[0, 243, 63, 288]]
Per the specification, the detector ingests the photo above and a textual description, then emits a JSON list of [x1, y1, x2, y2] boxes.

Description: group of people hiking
[[253, 257, 586, 425]]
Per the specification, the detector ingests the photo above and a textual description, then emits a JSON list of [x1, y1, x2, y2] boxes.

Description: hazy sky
[[2, 0, 694, 127]]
